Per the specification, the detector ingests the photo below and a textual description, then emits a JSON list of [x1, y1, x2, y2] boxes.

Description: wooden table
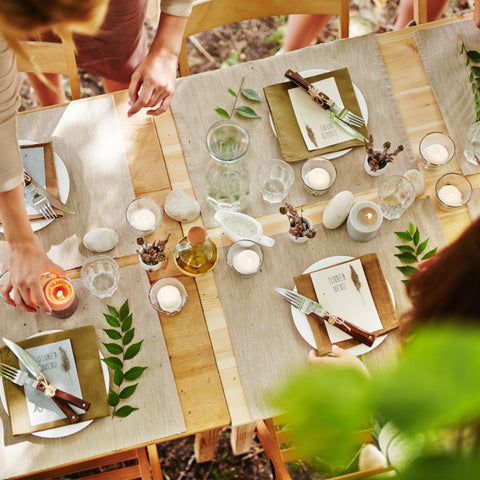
[[0, 93, 230, 480], [154, 12, 479, 455]]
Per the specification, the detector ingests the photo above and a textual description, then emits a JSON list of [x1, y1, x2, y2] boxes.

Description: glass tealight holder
[[149, 277, 187, 316], [226, 240, 263, 277], [125, 197, 163, 237], [419, 132, 455, 170], [301, 157, 336, 196], [435, 173, 472, 212]]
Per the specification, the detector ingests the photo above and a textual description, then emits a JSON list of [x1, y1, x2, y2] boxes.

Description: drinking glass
[[125, 197, 162, 237], [81, 255, 120, 298], [464, 122, 480, 166], [257, 159, 294, 203], [377, 175, 415, 220]]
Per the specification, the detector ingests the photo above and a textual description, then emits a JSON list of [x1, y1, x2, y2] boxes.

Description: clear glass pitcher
[[204, 120, 250, 212]]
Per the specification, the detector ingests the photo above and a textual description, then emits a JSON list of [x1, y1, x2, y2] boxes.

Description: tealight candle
[[157, 285, 182, 312], [233, 249, 261, 275], [129, 208, 156, 231], [347, 201, 383, 242], [304, 167, 330, 190], [438, 185, 462, 207], [422, 144, 449, 165], [43, 277, 78, 319]]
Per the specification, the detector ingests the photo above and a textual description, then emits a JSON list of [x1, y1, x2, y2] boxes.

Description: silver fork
[[275, 287, 375, 347], [23, 172, 58, 221]]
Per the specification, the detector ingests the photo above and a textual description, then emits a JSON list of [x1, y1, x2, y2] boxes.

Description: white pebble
[[403, 169, 425, 197], [164, 190, 200, 222], [83, 228, 119, 253], [323, 191, 354, 229]]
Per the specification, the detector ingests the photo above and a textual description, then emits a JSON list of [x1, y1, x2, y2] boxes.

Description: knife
[[23, 171, 75, 214], [275, 288, 376, 347], [2, 338, 90, 412]]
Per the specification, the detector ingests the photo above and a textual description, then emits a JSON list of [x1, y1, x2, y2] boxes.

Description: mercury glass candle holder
[[301, 157, 337, 196]]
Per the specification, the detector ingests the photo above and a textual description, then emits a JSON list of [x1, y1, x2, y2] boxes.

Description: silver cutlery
[[275, 287, 376, 347], [284, 69, 365, 128], [23, 171, 58, 221]]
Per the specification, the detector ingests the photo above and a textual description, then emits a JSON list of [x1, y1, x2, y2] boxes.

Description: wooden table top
[[154, 12, 479, 434]]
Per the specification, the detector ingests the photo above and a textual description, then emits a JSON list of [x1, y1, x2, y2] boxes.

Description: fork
[[284, 69, 365, 128], [0, 363, 84, 423], [275, 288, 376, 347], [23, 172, 58, 221]]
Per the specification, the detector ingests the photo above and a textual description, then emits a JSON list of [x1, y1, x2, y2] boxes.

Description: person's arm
[[127, 10, 189, 117], [308, 346, 371, 378], [475, 0, 480, 28]]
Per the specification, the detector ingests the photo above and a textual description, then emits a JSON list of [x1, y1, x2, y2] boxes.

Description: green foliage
[[215, 76, 262, 120], [461, 43, 480, 122], [275, 325, 480, 479], [102, 300, 147, 418], [394, 223, 438, 284]]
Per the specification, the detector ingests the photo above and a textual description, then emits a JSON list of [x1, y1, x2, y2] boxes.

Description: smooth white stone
[[359, 444, 387, 471], [164, 190, 200, 222], [323, 191, 354, 229], [404, 169, 425, 197], [83, 228, 119, 253]]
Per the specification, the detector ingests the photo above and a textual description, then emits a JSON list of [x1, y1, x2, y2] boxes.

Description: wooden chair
[[24, 445, 162, 480], [15, 30, 81, 100], [178, 0, 350, 76], [413, 0, 428, 25], [256, 418, 396, 480]]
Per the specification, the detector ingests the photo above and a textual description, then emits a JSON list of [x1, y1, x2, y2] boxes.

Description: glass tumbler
[[464, 121, 480, 166], [257, 159, 294, 203], [81, 255, 120, 298], [377, 175, 415, 220]]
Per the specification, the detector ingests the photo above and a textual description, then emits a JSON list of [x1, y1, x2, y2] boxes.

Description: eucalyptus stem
[[230, 75, 245, 118]]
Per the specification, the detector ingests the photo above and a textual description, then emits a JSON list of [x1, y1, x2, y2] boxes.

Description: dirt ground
[[29, 1, 469, 479]]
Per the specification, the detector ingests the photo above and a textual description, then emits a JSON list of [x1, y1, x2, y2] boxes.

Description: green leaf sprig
[[102, 299, 147, 418], [214, 75, 261, 120], [394, 223, 438, 284], [460, 42, 480, 122]]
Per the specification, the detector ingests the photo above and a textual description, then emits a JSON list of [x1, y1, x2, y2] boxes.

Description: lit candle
[[43, 277, 78, 319], [346, 201, 383, 242], [233, 249, 261, 275], [130, 208, 156, 231], [422, 144, 449, 165], [438, 185, 463, 207], [304, 167, 331, 190], [157, 285, 182, 312], [357, 207, 378, 226]]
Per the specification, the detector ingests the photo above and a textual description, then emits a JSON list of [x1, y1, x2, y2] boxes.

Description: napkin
[[293, 253, 398, 355], [264, 67, 368, 162], [0, 326, 109, 436], [21, 142, 64, 220]]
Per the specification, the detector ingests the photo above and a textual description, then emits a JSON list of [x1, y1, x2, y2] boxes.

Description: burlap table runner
[[0, 265, 185, 468], [213, 197, 446, 420], [0, 96, 137, 271], [294, 253, 398, 356], [171, 34, 415, 228], [414, 19, 480, 175], [467, 187, 480, 219]]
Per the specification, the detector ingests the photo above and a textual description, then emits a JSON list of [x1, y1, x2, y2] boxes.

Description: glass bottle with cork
[[173, 226, 218, 276]]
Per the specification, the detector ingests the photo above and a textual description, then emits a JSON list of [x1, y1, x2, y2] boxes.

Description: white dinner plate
[[291, 256, 394, 356], [0, 330, 109, 439], [270, 69, 369, 159], [0, 140, 71, 234]]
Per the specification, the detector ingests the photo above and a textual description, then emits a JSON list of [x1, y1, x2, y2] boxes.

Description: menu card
[[310, 258, 382, 343], [288, 76, 354, 151]]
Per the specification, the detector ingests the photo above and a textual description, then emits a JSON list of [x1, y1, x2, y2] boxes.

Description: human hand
[[2, 237, 64, 313], [308, 346, 371, 378], [127, 51, 178, 117]]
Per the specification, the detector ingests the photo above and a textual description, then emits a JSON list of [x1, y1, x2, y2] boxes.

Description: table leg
[[230, 422, 257, 455], [194, 428, 221, 463]]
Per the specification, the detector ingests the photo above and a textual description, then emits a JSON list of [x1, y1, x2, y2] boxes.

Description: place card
[[288, 77, 353, 151], [310, 258, 382, 343]]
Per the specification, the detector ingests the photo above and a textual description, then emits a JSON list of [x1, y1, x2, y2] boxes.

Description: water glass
[[435, 173, 472, 211], [464, 121, 480, 166], [257, 159, 294, 203], [81, 255, 120, 298], [125, 197, 162, 237], [377, 175, 415, 220], [206, 120, 249, 161]]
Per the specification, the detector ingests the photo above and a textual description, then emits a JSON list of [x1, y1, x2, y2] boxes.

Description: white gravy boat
[[214, 210, 275, 248]]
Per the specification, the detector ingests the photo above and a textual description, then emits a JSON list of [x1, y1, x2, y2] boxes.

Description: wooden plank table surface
[[155, 12, 480, 455]]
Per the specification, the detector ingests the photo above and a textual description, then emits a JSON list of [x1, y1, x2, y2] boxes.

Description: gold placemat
[[294, 253, 398, 356], [171, 34, 416, 228], [414, 19, 480, 175], [264, 67, 368, 162], [213, 197, 446, 420], [0, 326, 109, 436]]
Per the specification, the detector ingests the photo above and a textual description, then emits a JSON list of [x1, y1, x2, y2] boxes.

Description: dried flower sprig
[[137, 234, 170, 265], [279, 203, 317, 239], [364, 135, 404, 172]]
